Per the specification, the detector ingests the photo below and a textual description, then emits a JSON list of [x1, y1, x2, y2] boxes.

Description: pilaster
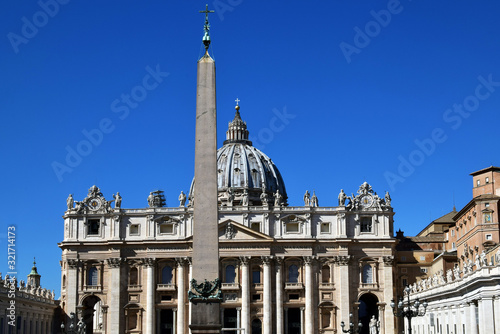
[[106, 257, 123, 334], [262, 256, 273, 334], [239, 256, 250, 334]]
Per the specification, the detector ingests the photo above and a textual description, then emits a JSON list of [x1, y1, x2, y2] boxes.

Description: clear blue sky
[[1, 1, 499, 296]]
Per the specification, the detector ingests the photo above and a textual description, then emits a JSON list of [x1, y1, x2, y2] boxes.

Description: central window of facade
[[360, 217, 372, 233]]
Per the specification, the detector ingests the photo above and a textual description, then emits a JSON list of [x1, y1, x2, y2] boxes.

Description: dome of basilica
[[189, 105, 287, 206]]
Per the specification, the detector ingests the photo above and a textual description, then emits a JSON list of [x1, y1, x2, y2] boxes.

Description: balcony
[[360, 283, 378, 290], [157, 283, 176, 291], [319, 282, 335, 289], [221, 283, 240, 291], [285, 282, 304, 290], [83, 285, 102, 293], [127, 285, 142, 292]]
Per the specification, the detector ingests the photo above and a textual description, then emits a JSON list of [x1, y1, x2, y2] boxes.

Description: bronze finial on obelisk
[[189, 4, 221, 334]]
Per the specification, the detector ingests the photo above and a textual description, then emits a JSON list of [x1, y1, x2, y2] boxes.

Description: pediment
[[218, 220, 273, 241]]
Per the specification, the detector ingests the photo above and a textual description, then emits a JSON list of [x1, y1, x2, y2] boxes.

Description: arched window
[[362, 264, 373, 283], [88, 267, 98, 286], [162, 265, 173, 284], [321, 265, 330, 283], [129, 267, 138, 285], [225, 265, 236, 283], [251, 318, 262, 334], [289, 264, 299, 283]]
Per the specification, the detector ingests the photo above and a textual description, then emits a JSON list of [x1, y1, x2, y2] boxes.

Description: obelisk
[[189, 5, 221, 334]]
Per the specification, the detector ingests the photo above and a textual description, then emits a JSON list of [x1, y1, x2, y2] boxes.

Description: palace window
[[486, 234, 492, 240], [88, 267, 98, 286], [321, 265, 331, 283], [225, 265, 236, 283], [286, 222, 300, 233], [161, 265, 173, 284], [159, 223, 174, 234], [362, 264, 373, 283], [288, 264, 299, 283], [129, 267, 138, 286], [477, 179, 480, 186], [88, 219, 100, 235], [486, 177, 490, 184]]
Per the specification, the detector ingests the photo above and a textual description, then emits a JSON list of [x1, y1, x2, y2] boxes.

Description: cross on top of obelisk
[[200, 4, 215, 51]]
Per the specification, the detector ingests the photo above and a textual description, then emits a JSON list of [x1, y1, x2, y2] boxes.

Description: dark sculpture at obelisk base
[[189, 5, 222, 334]]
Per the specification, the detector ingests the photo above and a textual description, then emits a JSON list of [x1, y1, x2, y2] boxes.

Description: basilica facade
[[59, 107, 397, 334]]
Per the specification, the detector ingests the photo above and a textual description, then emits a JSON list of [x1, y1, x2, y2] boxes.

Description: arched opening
[[81, 295, 103, 334], [251, 318, 262, 334], [358, 293, 379, 334]]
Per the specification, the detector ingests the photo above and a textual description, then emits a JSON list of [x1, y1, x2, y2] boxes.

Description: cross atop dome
[[199, 4, 215, 51], [224, 101, 251, 145]]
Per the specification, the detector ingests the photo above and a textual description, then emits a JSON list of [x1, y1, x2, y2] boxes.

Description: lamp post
[[340, 313, 363, 334], [391, 285, 428, 334], [61, 312, 86, 334]]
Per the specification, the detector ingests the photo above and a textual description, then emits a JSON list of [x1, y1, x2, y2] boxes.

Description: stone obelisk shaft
[[190, 52, 221, 333]]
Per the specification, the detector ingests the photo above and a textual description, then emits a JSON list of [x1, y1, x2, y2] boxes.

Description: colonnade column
[[262, 256, 273, 334], [106, 257, 123, 334], [144, 258, 156, 334], [176, 258, 187, 334], [275, 257, 284, 334], [304, 256, 314, 334], [494, 297, 500, 334], [239, 256, 250, 333], [236, 307, 241, 329], [300, 307, 305, 334], [478, 298, 495, 334], [468, 302, 478, 334]]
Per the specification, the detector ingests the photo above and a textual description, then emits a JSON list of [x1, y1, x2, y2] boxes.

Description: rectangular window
[[420, 256, 426, 261], [360, 217, 372, 233], [252, 270, 261, 284], [486, 234, 492, 240], [289, 293, 300, 300], [159, 224, 174, 234], [250, 222, 261, 232], [486, 177, 490, 184], [320, 223, 330, 233], [286, 223, 299, 233], [88, 219, 100, 235], [420, 268, 428, 273], [452, 242, 456, 250], [252, 294, 261, 301], [401, 256, 406, 261], [130, 224, 140, 236], [402, 278, 408, 287], [451, 229, 455, 236], [477, 179, 480, 186]]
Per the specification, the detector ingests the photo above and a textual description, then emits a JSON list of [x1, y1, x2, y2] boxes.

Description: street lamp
[[340, 313, 363, 334], [391, 285, 428, 334]]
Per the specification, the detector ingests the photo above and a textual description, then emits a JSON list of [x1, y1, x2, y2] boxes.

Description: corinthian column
[[304, 256, 314, 334], [176, 258, 187, 334], [262, 256, 273, 334], [144, 258, 156, 334], [275, 257, 284, 334], [239, 256, 251, 333], [106, 257, 123, 334]]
